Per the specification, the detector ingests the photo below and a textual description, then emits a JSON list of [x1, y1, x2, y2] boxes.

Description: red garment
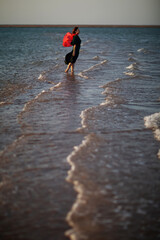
[[63, 32, 76, 47]]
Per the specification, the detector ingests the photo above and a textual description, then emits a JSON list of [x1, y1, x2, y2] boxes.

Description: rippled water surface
[[0, 27, 160, 240]]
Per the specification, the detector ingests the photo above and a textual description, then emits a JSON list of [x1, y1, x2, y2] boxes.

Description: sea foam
[[144, 112, 160, 159], [78, 60, 108, 79], [144, 112, 160, 130]]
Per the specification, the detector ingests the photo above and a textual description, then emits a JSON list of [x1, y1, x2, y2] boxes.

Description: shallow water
[[0, 27, 160, 240]]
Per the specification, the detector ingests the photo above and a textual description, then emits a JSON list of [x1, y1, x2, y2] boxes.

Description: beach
[[0, 27, 160, 240]]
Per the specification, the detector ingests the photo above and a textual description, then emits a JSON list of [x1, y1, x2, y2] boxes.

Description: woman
[[65, 27, 81, 74]]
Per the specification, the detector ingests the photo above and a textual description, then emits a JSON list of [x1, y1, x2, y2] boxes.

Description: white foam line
[[38, 64, 60, 81], [83, 60, 107, 73], [49, 82, 63, 91], [99, 78, 122, 89], [144, 112, 160, 159], [38, 74, 43, 80], [144, 112, 160, 129], [65, 133, 101, 239], [0, 102, 6, 105], [18, 80, 64, 124], [77, 72, 89, 79], [65, 68, 119, 238], [78, 60, 108, 79], [66, 136, 88, 181], [0, 134, 25, 157], [20, 90, 46, 114], [35, 90, 46, 99], [126, 64, 134, 70], [124, 71, 135, 76], [100, 99, 114, 106], [137, 48, 145, 52], [0, 101, 13, 106], [92, 56, 100, 60], [80, 108, 91, 129]]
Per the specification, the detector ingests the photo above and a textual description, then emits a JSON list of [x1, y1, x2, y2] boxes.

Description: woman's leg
[[71, 63, 74, 73], [65, 63, 74, 73], [65, 63, 72, 73]]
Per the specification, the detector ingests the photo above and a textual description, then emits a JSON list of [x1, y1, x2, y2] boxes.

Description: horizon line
[[0, 24, 160, 28]]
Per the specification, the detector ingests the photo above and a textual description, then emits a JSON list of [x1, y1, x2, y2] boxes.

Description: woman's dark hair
[[72, 26, 78, 34]]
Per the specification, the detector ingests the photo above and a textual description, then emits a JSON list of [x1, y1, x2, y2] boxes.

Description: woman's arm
[[72, 44, 76, 56]]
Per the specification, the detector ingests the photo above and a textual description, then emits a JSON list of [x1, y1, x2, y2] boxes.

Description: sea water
[[0, 27, 160, 240]]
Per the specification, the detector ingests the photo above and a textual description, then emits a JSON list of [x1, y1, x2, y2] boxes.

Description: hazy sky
[[0, 0, 160, 25]]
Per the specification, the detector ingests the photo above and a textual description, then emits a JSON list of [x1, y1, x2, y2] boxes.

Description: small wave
[[79, 107, 95, 130], [66, 134, 92, 182], [126, 63, 139, 71], [38, 73, 55, 84], [78, 94, 116, 132], [81, 40, 90, 46], [92, 56, 100, 60], [38, 64, 60, 82], [65, 133, 103, 240], [38, 73, 45, 80], [100, 78, 122, 89], [101, 86, 111, 95], [0, 101, 12, 106], [0, 135, 25, 157], [49, 82, 63, 91], [124, 71, 135, 76], [78, 60, 108, 79], [0, 101, 6, 106], [100, 99, 114, 106], [144, 112, 160, 130], [18, 80, 63, 123], [137, 48, 144, 52], [85, 60, 107, 72], [144, 112, 160, 159], [18, 90, 46, 122], [137, 48, 148, 53], [126, 64, 134, 70], [77, 72, 89, 79], [128, 57, 136, 62]]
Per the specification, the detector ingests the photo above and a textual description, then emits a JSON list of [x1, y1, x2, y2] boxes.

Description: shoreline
[[0, 24, 160, 28]]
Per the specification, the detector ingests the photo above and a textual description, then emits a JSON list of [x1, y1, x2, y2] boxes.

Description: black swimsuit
[[65, 35, 81, 64]]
